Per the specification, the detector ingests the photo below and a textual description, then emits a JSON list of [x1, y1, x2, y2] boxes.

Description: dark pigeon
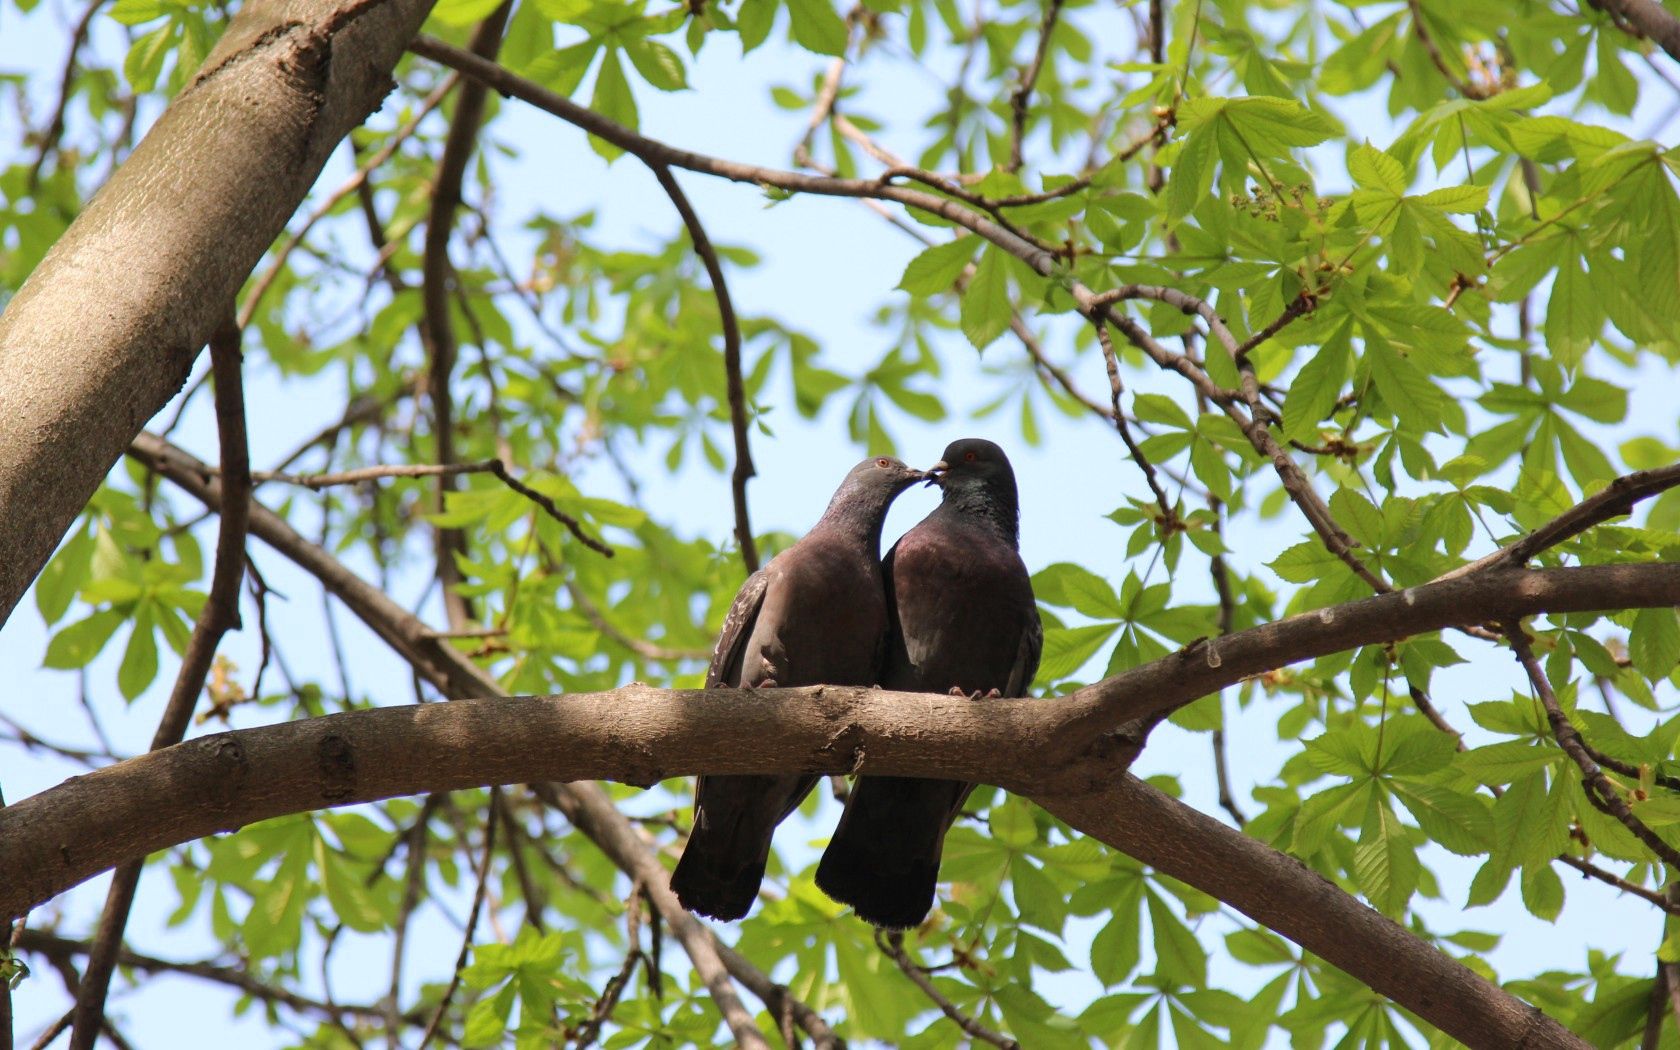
[[671, 455, 924, 921], [816, 438, 1041, 929]]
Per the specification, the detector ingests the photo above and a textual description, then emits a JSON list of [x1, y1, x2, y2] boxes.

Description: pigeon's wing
[[1006, 598, 1043, 698], [705, 567, 770, 689]]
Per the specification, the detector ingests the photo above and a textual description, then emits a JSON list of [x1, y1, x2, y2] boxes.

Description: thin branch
[[415, 791, 498, 1050], [1438, 464, 1680, 580], [651, 164, 758, 573], [1007, 0, 1065, 172], [254, 459, 614, 557], [14, 929, 395, 1026], [880, 932, 1017, 1049], [1406, 0, 1487, 98], [25, 0, 102, 189], [387, 794, 440, 1049], [421, 4, 512, 631], [1508, 626, 1680, 873], [1555, 855, 1680, 916], [1095, 325, 1175, 525], [68, 317, 251, 1050], [573, 886, 644, 1050], [240, 74, 459, 327]]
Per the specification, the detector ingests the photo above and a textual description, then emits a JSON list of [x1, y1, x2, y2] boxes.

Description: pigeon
[[671, 455, 924, 921], [816, 438, 1041, 929]]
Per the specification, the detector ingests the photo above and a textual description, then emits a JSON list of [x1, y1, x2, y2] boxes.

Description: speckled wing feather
[[704, 568, 769, 690]]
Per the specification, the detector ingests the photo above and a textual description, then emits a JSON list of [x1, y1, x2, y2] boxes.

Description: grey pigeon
[[671, 455, 924, 921], [816, 438, 1041, 929]]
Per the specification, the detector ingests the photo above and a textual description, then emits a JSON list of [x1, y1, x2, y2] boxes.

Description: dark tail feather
[[816, 776, 971, 930], [671, 774, 816, 921]]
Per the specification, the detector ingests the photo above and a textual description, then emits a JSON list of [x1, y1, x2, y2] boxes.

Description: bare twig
[[415, 791, 498, 1050], [25, 0, 102, 189], [254, 459, 614, 557], [1007, 0, 1065, 172], [387, 794, 440, 1049], [1095, 325, 1175, 525], [67, 318, 250, 1050], [651, 164, 758, 573], [879, 933, 1018, 1050], [14, 929, 396, 1026], [1406, 0, 1486, 98], [573, 886, 645, 1050]]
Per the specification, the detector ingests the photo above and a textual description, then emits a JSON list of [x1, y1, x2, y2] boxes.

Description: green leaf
[[1353, 791, 1418, 915], [736, 0, 776, 51], [42, 608, 126, 670], [1282, 326, 1350, 442], [1630, 607, 1680, 684], [587, 49, 637, 161], [1146, 890, 1207, 986], [1519, 862, 1564, 922], [897, 237, 977, 295], [1391, 782, 1492, 856], [785, 0, 849, 56], [1033, 563, 1124, 618], [118, 608, 159, 701], [959, 245, 1011, 350], [622, 38, 687, 91], [1036, 623, 1119, 681], [1348, 143, 1406, 196]]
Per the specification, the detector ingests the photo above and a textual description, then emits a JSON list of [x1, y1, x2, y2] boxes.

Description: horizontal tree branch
[[6, 561, 1680, 922]]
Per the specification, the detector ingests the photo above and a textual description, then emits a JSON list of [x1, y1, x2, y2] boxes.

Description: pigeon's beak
[[923, 460, 949, 488]]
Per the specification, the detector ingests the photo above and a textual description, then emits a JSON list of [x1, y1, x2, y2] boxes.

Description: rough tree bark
[[0, 0, 437, 627]]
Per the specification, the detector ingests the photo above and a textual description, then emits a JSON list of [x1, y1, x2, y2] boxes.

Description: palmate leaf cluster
[[4, 0, 1680, 1045]]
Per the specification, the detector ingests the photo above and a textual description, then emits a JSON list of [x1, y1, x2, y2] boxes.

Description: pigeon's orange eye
[[964, 451, 977, 462], [877, 457, 890, 467]]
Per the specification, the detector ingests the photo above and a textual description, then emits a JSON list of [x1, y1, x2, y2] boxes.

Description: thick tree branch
[[1038, 776, 1588, 1050], [1593, 0, 1680, 65], [69, 321, 250, 1050], [651, 164, 758, 573], [0, 0, 438, 627], [11, 560, 1680, 922]]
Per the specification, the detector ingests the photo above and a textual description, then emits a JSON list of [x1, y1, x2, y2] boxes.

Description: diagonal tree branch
[[1037, 775, 1587, 1050], [0, 0, 438, 628], [1591, 0, 1680, 65]]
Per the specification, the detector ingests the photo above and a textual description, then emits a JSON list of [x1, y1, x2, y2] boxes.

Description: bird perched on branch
[[817, 438, 1041, 929], [671, 455, 924, 921]]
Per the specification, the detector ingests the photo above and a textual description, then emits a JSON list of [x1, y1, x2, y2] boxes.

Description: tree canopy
[[3, 0, 1680, 1047]]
